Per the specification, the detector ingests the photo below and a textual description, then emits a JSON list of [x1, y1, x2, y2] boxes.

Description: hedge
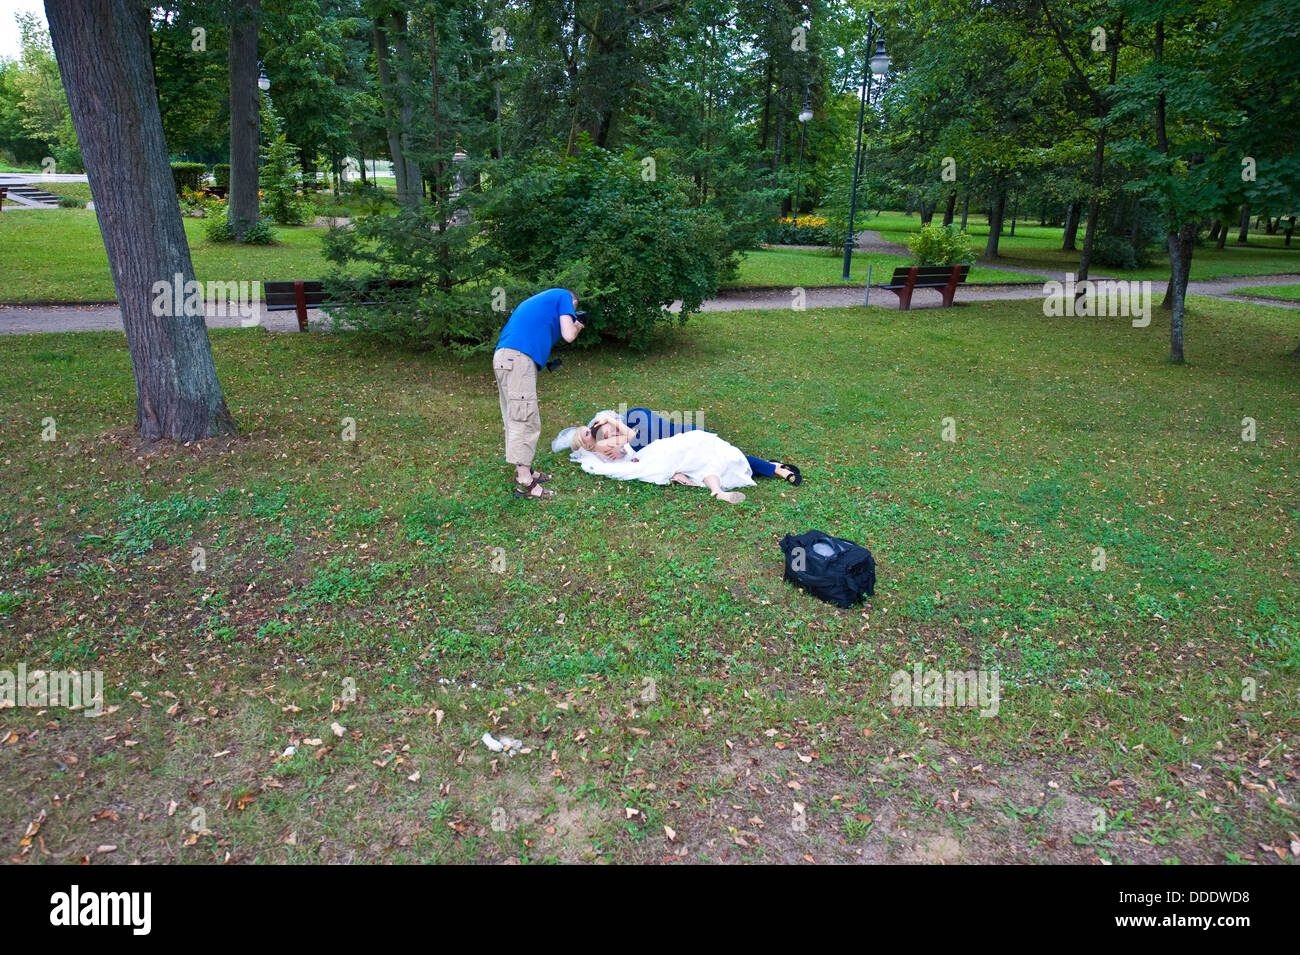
[[170, 162, 207, 194]]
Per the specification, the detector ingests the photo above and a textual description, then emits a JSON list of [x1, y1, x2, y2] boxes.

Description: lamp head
[[869, 37, 890, 76]]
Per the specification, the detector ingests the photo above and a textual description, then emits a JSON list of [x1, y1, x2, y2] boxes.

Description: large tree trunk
[[984, 187, 1007, 258], [373, 16, 421, 208], [389, 13, 422, 207], [1166, 223, 1195, 364], [46, 0, 237, 442], [1236, 203, 1250, 244], [227, 0, 260, 240], [1061, 200, 1081, 250], [960, 193, 969, 230]]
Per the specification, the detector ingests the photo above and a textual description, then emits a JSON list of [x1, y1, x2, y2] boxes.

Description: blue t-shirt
[[494, 288, 576, 367]]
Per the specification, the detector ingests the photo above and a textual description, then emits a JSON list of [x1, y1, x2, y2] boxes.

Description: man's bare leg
[[515, 463, 552, 498]]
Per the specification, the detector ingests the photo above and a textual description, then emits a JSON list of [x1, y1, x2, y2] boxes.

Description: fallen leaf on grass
[[330, 722, 346, 738]]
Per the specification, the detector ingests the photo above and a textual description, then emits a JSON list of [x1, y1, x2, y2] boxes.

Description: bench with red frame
[[262, 278, 417, 332], [878, 264, 971, 310]]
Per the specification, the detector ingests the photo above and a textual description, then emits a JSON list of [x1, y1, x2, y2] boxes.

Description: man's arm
[[559, 313, 584, 343]]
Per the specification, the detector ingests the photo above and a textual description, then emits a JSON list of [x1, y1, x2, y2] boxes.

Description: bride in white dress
[[569, 428, 754, 504]]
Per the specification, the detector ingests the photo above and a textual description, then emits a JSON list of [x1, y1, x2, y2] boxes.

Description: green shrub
[[477, 140, 733, 347], [764, 215, 835, 246], [906, 223, 977, 266], [258, 99, 313, 225], [56, 196, 83, 209], [204, 212, 277, 244], [170, 161, 207, 195], [213, 163, 231, 190], [321, 198, 517, 354]]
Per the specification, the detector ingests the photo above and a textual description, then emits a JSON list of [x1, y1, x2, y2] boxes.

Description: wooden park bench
[[262, 278, 417, 332], [0, 186, 7, 211], [878, 264, 971, 310]]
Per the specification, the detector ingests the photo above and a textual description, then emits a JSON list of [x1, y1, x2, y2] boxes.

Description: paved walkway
[[2, 273, 1298, 335]]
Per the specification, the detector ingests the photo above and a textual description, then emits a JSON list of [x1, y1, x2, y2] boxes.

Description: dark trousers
[[625, 407, 777, 478]]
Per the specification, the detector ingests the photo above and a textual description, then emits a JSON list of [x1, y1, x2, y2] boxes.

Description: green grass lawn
[[29, 181, 94, 204], [861, 211, 1300, 281], [1233, 283, 1300, 300], [0, 209, 331, 302], [729, 246, 1046, 286], [0, 296, 1295, 864]]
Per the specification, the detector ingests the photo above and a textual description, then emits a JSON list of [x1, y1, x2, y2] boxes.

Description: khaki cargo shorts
[[493, 347, 540, 466]]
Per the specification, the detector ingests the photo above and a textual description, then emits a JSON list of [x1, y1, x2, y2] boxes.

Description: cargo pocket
[[508, 394, 537, 426]]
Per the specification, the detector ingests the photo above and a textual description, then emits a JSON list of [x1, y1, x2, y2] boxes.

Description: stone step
[[4, 184, 61, 205]]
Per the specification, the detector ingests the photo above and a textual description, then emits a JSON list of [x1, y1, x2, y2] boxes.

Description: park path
[[2, 273, 1298, 336]]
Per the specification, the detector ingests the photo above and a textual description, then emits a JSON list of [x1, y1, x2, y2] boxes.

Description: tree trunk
[[984, 187, 1006, 258], [1009, 193, 1018, 237], [1062, 200, 1081, 250], [942, 190, 956, 227], [1166, 223, 1195, 364], [960, 193, 969, 230], [373, 17, 420, 209], [1236, 203, 1250, 244], [1207, 219, 1220, 243], [227, 0, 260, 240], [389, 13, 422, 207], [1077, 128, 1107, 282], [46, 0, 237, 442], [919, 199, 935, 226]]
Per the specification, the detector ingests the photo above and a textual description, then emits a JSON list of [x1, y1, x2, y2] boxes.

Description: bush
[[1093, 201, 1162, 270], [213, 163, 231, 190], [906, 223, 977, 266], [258, 100, 313, 225], [321, 199, 513, 354], [764, 215, 835, 246], [204, 211, 276, 244], [170, 162, 207, 195], [56, 196, 83, 209], [477, 141, 732, 347]]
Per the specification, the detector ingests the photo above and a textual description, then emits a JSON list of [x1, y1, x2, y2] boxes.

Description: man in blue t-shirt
[[492, 288, 585, 499]]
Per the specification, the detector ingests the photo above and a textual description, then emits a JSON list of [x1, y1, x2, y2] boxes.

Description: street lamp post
[[793, 86, 813, 224], [257, 63, 270, 169], [841, 14, 890, 281]]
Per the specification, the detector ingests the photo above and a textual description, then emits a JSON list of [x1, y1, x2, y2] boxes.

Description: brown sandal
[[531, 469, 554, 483], [514, 478, 556, 500]]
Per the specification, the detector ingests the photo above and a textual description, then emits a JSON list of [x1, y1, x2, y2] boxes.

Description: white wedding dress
[[571, 429, 755, 490]]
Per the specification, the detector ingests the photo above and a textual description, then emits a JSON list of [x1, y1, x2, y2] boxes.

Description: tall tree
[[45, 0, 237, 441], [227, 0, 261, 239]]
